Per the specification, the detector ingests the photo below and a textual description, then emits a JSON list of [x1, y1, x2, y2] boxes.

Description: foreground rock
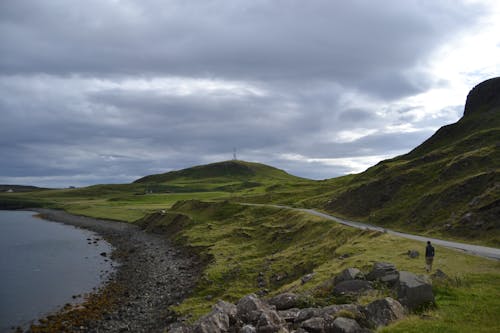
[[170, 293, 405, 333], [366, 262, 399, 286], [168, 262, 437, 332], [396, 271, 435, 310], [334, 268, 365, 284], [333, 280, 373, 296], [363, 297, 405, 328]]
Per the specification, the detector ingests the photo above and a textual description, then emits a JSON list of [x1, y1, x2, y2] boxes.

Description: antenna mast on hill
[[233, 148, 237, 161]]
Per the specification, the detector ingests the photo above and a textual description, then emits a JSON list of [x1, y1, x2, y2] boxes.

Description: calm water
[[0, 210, 114, 332]]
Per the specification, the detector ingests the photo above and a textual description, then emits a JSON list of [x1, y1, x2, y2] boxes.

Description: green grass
[[136, 200, 500, 332]]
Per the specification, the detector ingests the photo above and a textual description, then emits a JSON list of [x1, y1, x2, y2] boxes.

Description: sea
[[0, 210, 114, 332]]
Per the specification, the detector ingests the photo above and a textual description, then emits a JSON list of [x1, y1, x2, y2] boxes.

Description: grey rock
[[295, 308, 322, 323], [301, 273, 315, 285], [194, 301, 235, 333], [215, 300, 238, 324], [334, 268, 364, 284], [278, 308, 300, 322], [364, 297, 405, 328], [396, 271, 435, 310], [366, 262, 399, 286], [256, 309, 286, 333], [321, 304, 364, 319], [268, 293, 300, 310], [301, 317, 325, 333], [407, 250, 419, 259], [237, 294, 268, 324], [431, 269, 448, 280], [239, 324, 256, 333], [326, 317, 363, 333], [333, 280, 373, 296], [168, 325, 194, 333]]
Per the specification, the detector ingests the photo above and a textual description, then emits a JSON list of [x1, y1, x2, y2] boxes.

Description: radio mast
[[233, 148, 237, 161]]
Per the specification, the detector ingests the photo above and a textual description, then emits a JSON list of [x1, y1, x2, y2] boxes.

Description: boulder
[[193, 300, 237, 333], [321, 304, 364, 320], [278, 308, 300, 322], [255, 309, 286, 333], [300, 317, 325, 333], [333, 280, 373, 296], [326, 317, 365, 333], [295, 308, 322, 324], [237, 294, 269, 324], [407, 250, 419, 259], [363, 297, 405, 328], [334, 268, 365, 284], [396, 271, 434, 310], [268, 293, 300, 310], [366, 262, 399, 286], [239, 325, 256, 333]]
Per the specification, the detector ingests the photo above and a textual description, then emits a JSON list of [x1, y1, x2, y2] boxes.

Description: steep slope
[[322, 78, 500, 244]]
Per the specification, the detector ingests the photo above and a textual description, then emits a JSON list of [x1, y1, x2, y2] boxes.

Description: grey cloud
[[1, 1, 484, 98], [0, 1, 490, 186]]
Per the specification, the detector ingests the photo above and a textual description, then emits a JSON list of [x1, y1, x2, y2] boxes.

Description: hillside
[[134, 160, 303, 184], [0, 184, 47, 192], [133, 160, 311, 194], [317, 77, 500, 245]]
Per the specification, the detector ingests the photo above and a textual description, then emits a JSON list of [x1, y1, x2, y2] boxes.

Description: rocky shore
[[26, 209, 204, 333]]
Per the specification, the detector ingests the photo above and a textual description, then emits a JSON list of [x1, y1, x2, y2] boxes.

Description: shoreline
[[25, 209, 203, 333]]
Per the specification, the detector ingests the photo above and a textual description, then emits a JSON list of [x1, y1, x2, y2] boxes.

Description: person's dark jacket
[[426, 244, 435, 257]]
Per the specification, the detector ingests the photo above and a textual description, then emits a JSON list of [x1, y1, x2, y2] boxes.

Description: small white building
[[6, 189, 13, 193]]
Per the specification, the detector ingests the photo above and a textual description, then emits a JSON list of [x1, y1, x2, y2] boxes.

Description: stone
[[407, 250, 419, 259], [300, 317, 325, 333], [321, 304, 364, 320], [301, 273, 315, 284], [334, 268, 365, 284], [326, 317, 363, 333], [431, 269, 448, 280], [193, 301, 237, 333], [256, 309, 286, 333], [268, 293, 300, 310], [239, 324, 256, 333], [333, 280, 373, 296], [295, 308, 322, 324], [278, 308, 300, 322], [396, 271, 435, 310], [215, 300, 238, 325], [168, 325, 194, 333], [364, 297, 405, 328], [237, 294, 268, 324], [366, 262, 399, 286]]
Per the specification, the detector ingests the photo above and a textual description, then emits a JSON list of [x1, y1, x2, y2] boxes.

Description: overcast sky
[[1, 0, 499, 187]]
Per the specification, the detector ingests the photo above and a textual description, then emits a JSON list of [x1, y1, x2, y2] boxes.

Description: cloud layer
[[0, 0, 498, 187]]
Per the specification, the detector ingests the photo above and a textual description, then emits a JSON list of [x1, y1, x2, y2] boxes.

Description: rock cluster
[[169, 262, 435, 333]]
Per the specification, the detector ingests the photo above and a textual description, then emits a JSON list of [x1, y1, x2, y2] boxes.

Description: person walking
[[425, 241, 435, 272]]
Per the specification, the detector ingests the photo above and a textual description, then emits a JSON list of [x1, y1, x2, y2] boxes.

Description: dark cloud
[[0, 1, 490, 186]]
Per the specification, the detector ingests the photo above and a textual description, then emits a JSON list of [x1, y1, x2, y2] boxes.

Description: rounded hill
[[133, 160, 304, 184]]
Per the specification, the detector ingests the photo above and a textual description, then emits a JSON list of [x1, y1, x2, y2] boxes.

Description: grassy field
[[137, 200, 500, 332]]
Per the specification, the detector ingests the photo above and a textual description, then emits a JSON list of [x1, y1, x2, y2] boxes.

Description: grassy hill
[[303, 77, 500, 246], [0, 160, 316, 221]]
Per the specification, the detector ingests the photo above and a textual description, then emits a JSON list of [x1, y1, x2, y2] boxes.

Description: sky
[[1, 0, 499, 188]]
